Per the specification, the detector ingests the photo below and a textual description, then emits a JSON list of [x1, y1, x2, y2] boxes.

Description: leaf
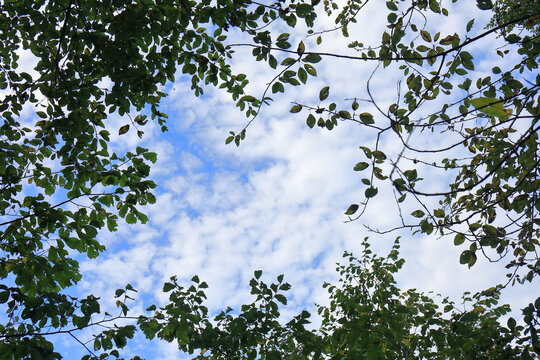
[[118, 124, 130, 135], [304, 53, 322, 63], [476, 0, 493, 10], [304, 64, 317, 76], [359, 113, 374, 124], [420, 30, 432, 42], [290, 104, 302, 113], [454, 233, 465, 245], [354, 162, 369, 171], [254, 270, 262, 279], [338, 110, 351, 119], [269, 55, 277, 69], [298, 67, 307, 83], [411, 210, 425, 218], [439, 34, 456, 45], [275, 294, 287, 305], [306, 114, 316, 128], [420, 219, 434, 234], [163, 282, 175, 292], [460, 51, 474, 70], [466, 19, 475, 32], [319, 86, 330, 101], [0, 291, 9, 303], [471, 97, 509, 120], [345, 204, 359, 215], [272, 82, 285, 93], [433, 209, 445, 218], [365, 187, 378, 198], [297, 41, 305, 55]]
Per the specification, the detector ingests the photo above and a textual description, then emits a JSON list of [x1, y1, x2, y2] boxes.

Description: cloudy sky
[[41, 1, 538, 358]]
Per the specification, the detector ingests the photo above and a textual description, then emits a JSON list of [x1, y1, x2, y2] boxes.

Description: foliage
[[276, 0, 539, 343], [1, 0, 539, 358], [0, 0, 311, 357], [127, 240, 540, 359]]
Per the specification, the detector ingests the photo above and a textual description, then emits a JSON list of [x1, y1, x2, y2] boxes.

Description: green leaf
[[420, 30, 432, 42], [454, 233, 465, 245], [466, 19, 475, 32], [365, 187, 378, 198], [338, 110, 351, 119], [460, 51, 474, 70], [345, 204, 359, 215], [163, 282, 175, 292], [254, 270, 262, 279], [354, 162, 369, 171], [0, 291, 9, 303], [319, 86, 330, 101], [433, 209, 445, 218], [297, 41, 305, 55], [304, 53, 322, 63], [306, 114, 316, 128], [471, 97, 509, 120], [268, 55, 277, 69], [118, 124, 130, 135], [411, 210, 425, 218], [304, 64, 317, 76], [272, 82, 285, 93], [290, 104, 302, 113], [420, 219, 434, 234], [386, 1, 398, 11], [298, 67, 308, 83], [359, 113, 374, 124]]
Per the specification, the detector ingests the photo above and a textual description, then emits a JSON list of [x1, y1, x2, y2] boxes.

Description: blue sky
[[5, 1, 538, 359]]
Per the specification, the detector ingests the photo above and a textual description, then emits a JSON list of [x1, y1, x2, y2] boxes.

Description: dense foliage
[[0, 0, 538, 358]]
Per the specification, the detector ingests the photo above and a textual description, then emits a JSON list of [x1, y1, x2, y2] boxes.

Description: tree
[[135, 239, 536, 359], [1, 0, 539, 358], [0, 0, 312, 357], [278, 0, 539, 348]]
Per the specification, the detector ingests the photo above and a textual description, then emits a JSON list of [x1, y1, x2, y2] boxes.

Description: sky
[[5, 1, 538, 359]]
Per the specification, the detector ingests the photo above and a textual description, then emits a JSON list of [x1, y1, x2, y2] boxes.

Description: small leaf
[[163, 282, 175, 292], [254, 270, 262, 279], [298, 67, 307, 83], [304, 53, 322, 63], [365, 187, 378, 198], [466, 19, 475, 32], [454, 233, 465, 245], [420, 30, 432, 42], [433, 209, 445, 218], [118, 124, 130, 135], [272, 82, 285, 93], [411, 210, 425, 218], [304, 64, 317, 76], [359, 113, 374, 124], [306, 114, 316, 128], [338, 110, 351, 119], [471, 97, 509, 120], [354, 162, 369, 171], [319, 86, 330, 101], [290, 104, 302, 113], [345, 204, 359, 215], [297, 41, 305, 55]]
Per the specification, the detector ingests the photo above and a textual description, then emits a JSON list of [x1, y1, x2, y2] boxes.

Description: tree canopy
[[0, 0, 539, 359]]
